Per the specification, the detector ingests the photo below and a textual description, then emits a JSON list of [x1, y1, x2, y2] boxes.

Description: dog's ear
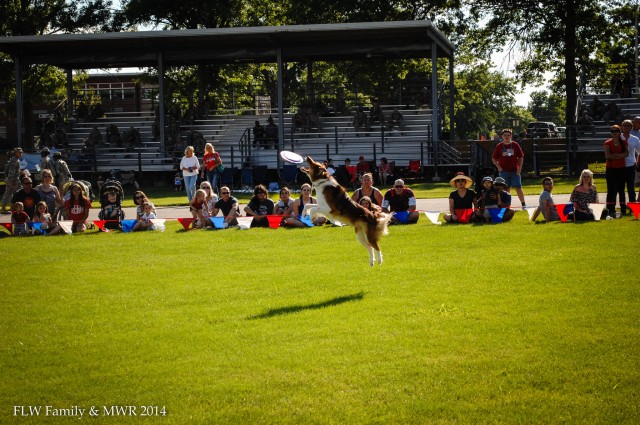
[[306, 156, 314, 165]]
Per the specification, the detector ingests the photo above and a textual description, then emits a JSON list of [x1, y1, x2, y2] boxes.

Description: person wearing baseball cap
[[476, 176, 500, 223], [491, 128, 526, 209], [493, 176, 515, 221], [1, 148, 23, 214]]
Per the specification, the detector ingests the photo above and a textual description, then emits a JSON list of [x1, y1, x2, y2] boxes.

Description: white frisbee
[[280, 150, 304, 164]]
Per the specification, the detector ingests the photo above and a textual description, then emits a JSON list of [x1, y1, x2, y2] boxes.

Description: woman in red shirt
[[604, 125, 629, 217], [201, 143, 222, 195], [64, 182, 91, 232]]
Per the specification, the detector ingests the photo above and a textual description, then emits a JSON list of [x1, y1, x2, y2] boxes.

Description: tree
[[528, 90, 564, 124], [468, 0, 608, 126], [117, 0, 244, 29], [448, 63, 533, 139], [0, 0, 114, 146]]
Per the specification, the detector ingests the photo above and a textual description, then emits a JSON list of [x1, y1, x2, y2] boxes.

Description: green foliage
[[528, 90, 565, 124], [118, 0, 244, 29], [449, 63, 535, 138], [0, 216, 638, 423], [0, 0, 114, 143]]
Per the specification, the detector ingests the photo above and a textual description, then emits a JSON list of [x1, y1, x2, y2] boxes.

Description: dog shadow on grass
[[247, 291, 365, 320]]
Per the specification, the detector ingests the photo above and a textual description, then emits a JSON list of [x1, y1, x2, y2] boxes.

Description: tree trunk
[[564, 0, 577, 126]]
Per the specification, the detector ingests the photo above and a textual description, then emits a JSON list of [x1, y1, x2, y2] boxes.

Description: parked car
[[526, 121, 559, 138], [556, 126, 567, 137]]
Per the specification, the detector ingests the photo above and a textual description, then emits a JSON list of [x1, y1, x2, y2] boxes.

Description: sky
[[490, 50, 549, 108]]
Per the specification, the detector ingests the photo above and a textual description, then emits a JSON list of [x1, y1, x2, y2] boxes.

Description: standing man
[[1, 147, 23, 214], [621, 120, 640, 213], [492, 128, 526, 209]]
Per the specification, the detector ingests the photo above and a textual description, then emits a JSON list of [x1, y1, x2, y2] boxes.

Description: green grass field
[[1, 211, 638, 424]]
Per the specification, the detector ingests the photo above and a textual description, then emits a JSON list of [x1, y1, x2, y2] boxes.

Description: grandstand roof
[[0, 20, 453, 68]]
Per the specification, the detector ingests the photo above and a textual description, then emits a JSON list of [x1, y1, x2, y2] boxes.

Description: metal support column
[[448, 56, 455, 142], [15, 56, 24, 148], [431, 43, 440, 178], [277, 48, 285, 153], [157, 52, 166, 154], [66, 68, 74, 119]]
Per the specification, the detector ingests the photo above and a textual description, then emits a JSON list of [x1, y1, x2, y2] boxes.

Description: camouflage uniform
[[53, 158, 72, 191], [2, 156, 21, 210]]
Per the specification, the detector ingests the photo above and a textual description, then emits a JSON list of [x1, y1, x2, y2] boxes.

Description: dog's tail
[[375, 212, 393, 236]]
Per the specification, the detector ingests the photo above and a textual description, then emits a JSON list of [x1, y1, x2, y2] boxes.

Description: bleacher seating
[[578, 94, 640, 151], [64, 105, 467, 179]]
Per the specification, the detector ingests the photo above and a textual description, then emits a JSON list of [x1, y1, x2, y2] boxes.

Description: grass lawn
[[1, 212, 638, 423]]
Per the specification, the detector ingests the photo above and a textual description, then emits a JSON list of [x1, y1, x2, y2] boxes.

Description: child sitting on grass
[[478, 176, 500, 223], [493, 177, 515, 222], [189, 189, 209, 229], [359, 196, 381, 213], [11, 202, 30, 236], [32, 200, 61, 235], [133, 202, 159, 231]]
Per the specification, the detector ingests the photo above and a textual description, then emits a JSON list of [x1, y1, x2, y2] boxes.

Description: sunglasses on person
[[221, 191, 230, 195], [394, 184, 404, 188], [455, 179, 466, 184], [135, 195, 144, 199], [611, 129, 620, 133]]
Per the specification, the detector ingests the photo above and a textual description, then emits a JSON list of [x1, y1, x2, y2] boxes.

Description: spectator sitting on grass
[[64, 182, 91, 233], [493, 177, 515, 222], [531, 177, 560, 222], [477, 176, 500, 223], [284, 183, 326, 227], [443, 172, 476, 224], [212, 187, 240, 228], [382, 179, 420, 224], [244, 185, 275, 228], [11, 202, 30, 236], [351, 172, 383, 206], [359, 196, 381, 213]]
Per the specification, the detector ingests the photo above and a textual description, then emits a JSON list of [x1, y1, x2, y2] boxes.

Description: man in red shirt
[[491, 128, 526, 209]]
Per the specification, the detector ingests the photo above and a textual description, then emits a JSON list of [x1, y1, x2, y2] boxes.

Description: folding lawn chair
[[253, 165, 269, 186], [280, 164, 299, 189], [220, 166, 235, 189], [240, 167, 253, 192]]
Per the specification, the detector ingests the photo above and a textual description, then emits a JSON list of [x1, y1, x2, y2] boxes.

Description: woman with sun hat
[[444, 172, 477, 223]]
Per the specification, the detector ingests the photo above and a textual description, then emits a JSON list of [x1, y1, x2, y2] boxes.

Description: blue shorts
[[499, 171, 522, 188]]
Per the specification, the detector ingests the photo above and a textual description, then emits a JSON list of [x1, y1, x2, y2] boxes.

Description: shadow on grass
[[248, 291, 365, 320]]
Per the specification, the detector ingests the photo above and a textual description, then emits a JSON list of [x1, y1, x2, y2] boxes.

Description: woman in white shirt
[[180, 145, 200, 201]]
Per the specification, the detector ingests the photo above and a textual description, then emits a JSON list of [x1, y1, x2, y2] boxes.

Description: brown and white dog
[[301, 156, 392, 266]]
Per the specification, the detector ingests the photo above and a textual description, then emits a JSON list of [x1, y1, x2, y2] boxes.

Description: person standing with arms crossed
[[492, 128, 526, 209]]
